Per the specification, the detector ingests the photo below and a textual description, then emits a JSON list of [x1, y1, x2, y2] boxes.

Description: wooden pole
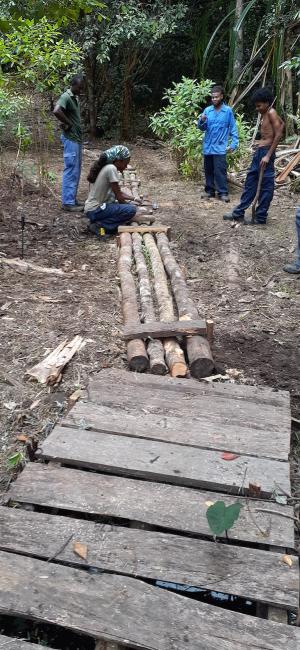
[[118, 232, 149, 372], [143, 233, 187, 378], [132, 232, 167, 375], [156, 233, 214, 379]]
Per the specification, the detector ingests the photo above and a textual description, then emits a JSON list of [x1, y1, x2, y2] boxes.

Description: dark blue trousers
[[204, 154, 228, 197], [232, 147, 275, 223], [86, 202, 136, 234]]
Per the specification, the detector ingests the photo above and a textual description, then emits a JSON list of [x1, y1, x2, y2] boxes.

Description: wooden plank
[[39, 426, 291, 497], [0, 637, 56, 650], [64, 400, 289, 461], [118, 224, 171, 239], [122, 319, 207, 340], [88, 368, 290, 409], [8, 464, 294, 548], [0, 506, 297, 609], [0, 551, 299, 650]]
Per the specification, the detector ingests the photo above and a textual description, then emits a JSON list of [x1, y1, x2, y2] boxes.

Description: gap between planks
[[7, 464, 295, 549], [0, 550, 299, 649], [0, 505, 297, 610]]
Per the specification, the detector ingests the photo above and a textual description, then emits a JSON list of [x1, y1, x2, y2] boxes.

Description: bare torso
[[256, 108, 283, 148]]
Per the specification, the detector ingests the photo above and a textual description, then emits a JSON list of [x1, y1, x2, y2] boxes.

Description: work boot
[[201, 191, 215, 199], [219, 194, 230, 203], [223, 211, 243, 222], [283, 263, 300, 274], [62, 204, 84, 213]]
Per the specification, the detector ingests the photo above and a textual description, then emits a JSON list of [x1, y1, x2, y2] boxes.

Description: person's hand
[[260, 155, 270, 168], [61, 123, 71, 132], [227, 147, 235, 154], [200, 113, 207, 122]]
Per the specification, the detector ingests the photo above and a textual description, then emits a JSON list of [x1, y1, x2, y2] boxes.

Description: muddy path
[[0, 141, 299, 499]]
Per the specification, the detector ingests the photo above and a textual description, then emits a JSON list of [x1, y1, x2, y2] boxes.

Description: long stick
[[251, 166, 264, 223]]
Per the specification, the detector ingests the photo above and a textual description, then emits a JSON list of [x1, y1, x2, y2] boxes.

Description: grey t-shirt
[[85, 164, 120, 213]]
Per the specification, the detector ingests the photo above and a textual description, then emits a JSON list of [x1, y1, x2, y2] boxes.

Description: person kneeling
[[84, 145, 154, 237]]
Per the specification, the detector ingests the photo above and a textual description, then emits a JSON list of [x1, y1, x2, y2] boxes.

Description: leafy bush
[[150, 76, 252, 178], [0, 88, 31, 147]]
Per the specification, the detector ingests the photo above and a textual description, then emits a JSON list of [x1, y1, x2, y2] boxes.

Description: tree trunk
[[156, 233, 214, 379], [132, 232, 167, 375], [143, 233, 187, 378], [232, 0, 243, 81], [284, 52, 295, 137], [85, 55, 97, 137], [121, 51, 138, 140], [118, 233, 149, 372]]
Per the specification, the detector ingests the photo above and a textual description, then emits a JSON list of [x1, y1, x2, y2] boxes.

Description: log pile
[[229, 139, 300, 192], [117, 166, 214, 379]]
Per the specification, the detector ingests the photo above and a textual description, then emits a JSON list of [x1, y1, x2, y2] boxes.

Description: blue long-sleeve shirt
[[197, 103, 239, 155]]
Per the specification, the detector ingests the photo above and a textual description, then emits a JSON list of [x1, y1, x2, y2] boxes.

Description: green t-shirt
[[57, 89, 82, 143]]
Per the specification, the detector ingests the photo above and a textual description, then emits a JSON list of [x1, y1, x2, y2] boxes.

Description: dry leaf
[[16, 434, 29, 443], [30, 399, 41, 410], [248, 482, 262, 497], [205, 500, 215, 507], [73, 541, 88, 560], [221, 452, 239, 461], [69, 389, 81, 403], [282, 554, 293, 568]]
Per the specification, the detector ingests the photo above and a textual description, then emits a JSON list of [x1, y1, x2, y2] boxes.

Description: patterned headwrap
[[105, 145, 130, 163]]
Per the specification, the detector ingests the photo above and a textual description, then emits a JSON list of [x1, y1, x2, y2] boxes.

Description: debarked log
[[118, 233, 149, 372]]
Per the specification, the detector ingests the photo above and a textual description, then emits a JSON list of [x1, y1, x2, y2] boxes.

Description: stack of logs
[[117, 167, 214, 380]]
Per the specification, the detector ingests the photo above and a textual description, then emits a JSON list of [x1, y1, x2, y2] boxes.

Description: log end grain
[[171, 362, 188, 378]]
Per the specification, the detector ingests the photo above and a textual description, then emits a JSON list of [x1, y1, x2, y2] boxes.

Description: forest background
[[0, 0, 298, 182]]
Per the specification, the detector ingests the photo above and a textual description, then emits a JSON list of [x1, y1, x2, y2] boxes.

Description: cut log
[[206, 319, 214, 345], [276, 151, 300, 183], [118, 233, 149, 372], [123, 319, 207, 340], [132, 233, 167, 375], [143, 233, 187, 378], [156, 233, 214, 378], [118, 225, 171, 240], [0, 257, 64, 276], [26, 336, 84, 385]]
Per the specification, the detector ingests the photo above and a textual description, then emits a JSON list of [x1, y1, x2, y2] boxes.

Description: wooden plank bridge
[[0, 368, 299, 649]]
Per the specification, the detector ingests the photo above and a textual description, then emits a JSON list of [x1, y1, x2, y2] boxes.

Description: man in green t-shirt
[[54, 75, 84, 212]]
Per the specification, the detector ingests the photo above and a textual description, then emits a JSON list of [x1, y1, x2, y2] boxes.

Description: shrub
[[150, 77, 252, 179]]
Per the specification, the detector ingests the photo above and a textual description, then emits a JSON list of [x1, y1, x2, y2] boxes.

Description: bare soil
[[0, 142, 299, 506]]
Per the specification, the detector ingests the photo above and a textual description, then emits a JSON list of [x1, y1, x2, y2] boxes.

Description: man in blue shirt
[[197, 85, 239, 203], [283, 207, 300, 274]]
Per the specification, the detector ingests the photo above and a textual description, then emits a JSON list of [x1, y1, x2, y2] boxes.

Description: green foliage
[[0, 17, 82, 93], [7, 451, 25, 469], [0, 87, 28, 131], [0, 0, 106, 28], [206, 501, 242, 537], [150, 77, 252, 178]]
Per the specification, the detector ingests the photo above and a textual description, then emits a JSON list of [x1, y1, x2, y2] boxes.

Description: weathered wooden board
[[122, 319, 207, 340], [39, 426, 290, 497], [0, 506, 297, 609], [118, 224, 171, 240], [0, 551, 299, 650], [88, 368, 290, 409], [8, 464, 295, 548], [0, 636, 56, 650], [64, 400, 288, 461]]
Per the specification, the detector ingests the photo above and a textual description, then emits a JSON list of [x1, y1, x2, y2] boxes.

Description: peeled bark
[[132, 233, 167, 375], [118, 233, 149, 372], [156, 233, 214, 379], [143, 234, 187, 378]]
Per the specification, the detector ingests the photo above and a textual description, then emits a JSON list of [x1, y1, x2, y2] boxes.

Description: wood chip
[[73, 541, 88, 560], [26, 336, 84, 385]]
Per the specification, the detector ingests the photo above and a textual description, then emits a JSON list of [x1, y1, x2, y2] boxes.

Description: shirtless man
[[224, 88, 284, 225]]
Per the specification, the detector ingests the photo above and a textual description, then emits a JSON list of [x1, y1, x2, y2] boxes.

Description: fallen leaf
[[73, 541, 88, 560], [16, 434, 29, 443], [281, 554, 293, 568], [221, 452, 239, 461], [205, 500, 215, 507], [248, 482, 262, 497], [30, 399, 41, 410], [69, 389, 81, 403]]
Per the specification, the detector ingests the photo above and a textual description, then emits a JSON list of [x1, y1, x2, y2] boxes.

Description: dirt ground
[[0, 142, 299, 506]]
